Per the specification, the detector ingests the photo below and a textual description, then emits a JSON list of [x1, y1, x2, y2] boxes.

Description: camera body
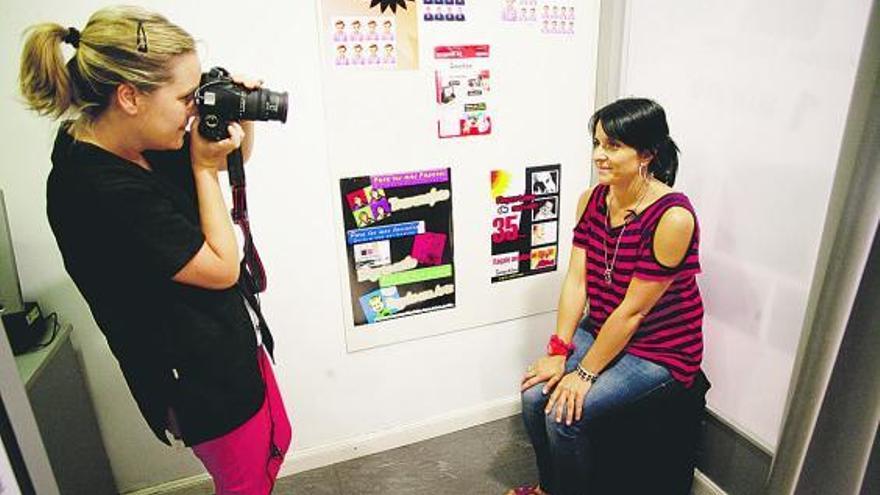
[[194, 67, 288, 141]]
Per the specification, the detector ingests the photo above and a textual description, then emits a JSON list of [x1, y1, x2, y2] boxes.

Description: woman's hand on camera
[[231, 73, 264, 91], [229, 74, 258, 161], [190, 116, 246, 170], [521, 355, 566, 394]]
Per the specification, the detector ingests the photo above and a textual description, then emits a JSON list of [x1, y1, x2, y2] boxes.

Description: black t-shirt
[[47, 122, 268, 446]]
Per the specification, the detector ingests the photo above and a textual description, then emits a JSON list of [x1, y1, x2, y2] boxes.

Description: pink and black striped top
[[572, 184, 704, 387]]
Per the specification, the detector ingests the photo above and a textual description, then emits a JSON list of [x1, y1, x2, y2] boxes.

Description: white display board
[[618, 0, 873, 448], [317, 0, 601, 351]]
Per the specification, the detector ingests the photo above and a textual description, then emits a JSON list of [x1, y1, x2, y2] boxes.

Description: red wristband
[[547, 334, 574, 357]]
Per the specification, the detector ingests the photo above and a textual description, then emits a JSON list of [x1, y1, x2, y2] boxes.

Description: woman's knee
[[521, 383, 549, 412], [545, 410, 591, 441]]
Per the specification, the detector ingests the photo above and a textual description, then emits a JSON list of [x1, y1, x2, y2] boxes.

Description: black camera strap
[[227, 148, 275, 359]]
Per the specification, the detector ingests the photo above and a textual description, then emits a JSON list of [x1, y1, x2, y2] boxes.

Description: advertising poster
[[491, 164, 561, 283], [321, 0, 420, 70], [422, 0, 469, 23], [434, 45, 492, 139], [340, 168, 456, 325], [502, 0, 577, 35]]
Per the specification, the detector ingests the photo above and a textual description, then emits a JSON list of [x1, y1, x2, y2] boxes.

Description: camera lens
[[243, 89, 288, 123]]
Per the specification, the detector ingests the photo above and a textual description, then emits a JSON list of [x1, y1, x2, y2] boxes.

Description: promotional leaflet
[[491, 164, 561, 283], [434, 45, 492, 139], [341, 168, 456, 325]]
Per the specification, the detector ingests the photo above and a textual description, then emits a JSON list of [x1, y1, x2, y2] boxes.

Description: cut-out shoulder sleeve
[[634, 203, 701, 281]]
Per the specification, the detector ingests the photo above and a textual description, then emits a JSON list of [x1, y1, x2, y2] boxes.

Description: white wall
[[619, 0, 873, 449], [0, 1, 599, 492], [321, 1, 597, 350]]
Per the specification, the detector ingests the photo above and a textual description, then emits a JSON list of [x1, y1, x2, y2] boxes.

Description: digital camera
[[194, 67, 288, 141]]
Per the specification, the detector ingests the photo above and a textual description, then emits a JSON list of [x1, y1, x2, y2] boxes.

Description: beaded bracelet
[[575, 364, 599, 384]]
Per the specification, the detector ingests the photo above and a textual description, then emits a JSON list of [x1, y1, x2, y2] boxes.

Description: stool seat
[[588, 370, 711, 495]]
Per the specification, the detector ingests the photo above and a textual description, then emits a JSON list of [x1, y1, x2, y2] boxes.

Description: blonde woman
[[19, 6, 290, 494]]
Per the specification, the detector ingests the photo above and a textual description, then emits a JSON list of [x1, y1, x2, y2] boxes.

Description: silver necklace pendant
[[603, 183, 650, 288]]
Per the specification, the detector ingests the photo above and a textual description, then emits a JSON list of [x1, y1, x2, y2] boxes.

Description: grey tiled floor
[[165, 415, 537, 495]]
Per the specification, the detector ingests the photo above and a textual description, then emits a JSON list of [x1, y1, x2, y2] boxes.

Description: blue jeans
[[521, 321, 675, 495]]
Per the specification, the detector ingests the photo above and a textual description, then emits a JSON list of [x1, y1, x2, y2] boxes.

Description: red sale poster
[[490, 164, 561, 283]]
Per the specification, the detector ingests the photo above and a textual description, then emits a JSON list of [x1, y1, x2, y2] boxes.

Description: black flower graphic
[[369, 0, 414, 14]]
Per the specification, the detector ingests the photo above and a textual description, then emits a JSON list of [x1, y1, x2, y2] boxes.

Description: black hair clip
[[136, 21, 148, 53]]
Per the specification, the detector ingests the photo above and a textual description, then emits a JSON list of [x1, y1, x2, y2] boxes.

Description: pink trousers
[[192, 348, 292, 494]]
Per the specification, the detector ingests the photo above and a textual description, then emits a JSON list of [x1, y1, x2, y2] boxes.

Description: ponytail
[[19, 23, 74, 119], [649, 136, 679, 187], [18, 6, 195, 135]]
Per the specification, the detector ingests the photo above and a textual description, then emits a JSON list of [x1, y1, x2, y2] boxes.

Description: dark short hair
[[589, 98, 680, 186]]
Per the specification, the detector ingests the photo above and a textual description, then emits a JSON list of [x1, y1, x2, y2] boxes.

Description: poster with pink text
[[341, 168, 456, 325], [491, 164, 561, 282]]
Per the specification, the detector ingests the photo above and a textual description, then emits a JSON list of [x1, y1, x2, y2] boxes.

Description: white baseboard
[[126, 474, 213, 495], [280, 394, 522, 476], [125, 395, 522, 494], [693, 469, 727, 495]]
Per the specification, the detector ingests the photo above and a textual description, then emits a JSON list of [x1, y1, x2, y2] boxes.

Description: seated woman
[[509, 98, 704, 495]]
